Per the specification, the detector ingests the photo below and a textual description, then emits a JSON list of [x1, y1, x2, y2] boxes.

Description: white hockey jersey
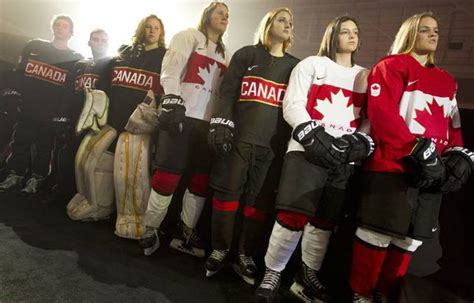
[[283, 56, 368, 152], [160, 28, 228, 121]]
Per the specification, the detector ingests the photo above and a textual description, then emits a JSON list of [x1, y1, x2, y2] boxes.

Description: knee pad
[[276, 210, 309, 231], [151, 170, 182, 195], [114, 131, 153, 239], [188, 173, 209, 197], [67, 125, 117, 221]]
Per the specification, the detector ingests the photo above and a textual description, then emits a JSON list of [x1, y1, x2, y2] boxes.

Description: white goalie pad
[[114, 131, 152, 239], [124, 90, 160, 135], [67, 125, 117, 221], [76, 88, 109, 135]]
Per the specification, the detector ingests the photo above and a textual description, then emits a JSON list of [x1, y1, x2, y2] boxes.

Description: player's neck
[[410, 52, 428, 66], [144, 42, 159, 51], [269, 41, 284, 57], [206, 29, 221, 43], [52, 39, 69, 50], [335, 52, 352, 67], [92, 51, 106, 60]]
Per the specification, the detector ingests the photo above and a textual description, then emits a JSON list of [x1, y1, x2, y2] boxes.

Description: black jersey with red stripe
[[15, 39, 83, 121], [105, 44, 166, 132], [216, 43, 299, 147]]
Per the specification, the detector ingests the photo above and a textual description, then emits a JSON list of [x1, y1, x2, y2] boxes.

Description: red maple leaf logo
[[414, 99, 448, 138]]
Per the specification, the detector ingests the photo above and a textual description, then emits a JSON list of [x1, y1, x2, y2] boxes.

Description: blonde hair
[[389, 12, 438, 66], [254, 7, 294, 53], [318, 16, 359, 66], [197, 1, 228, 58], [132, 14, 166, 48]]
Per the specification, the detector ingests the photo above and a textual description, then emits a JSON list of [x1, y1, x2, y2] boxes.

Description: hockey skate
[[232, 254, 257, 285], [0, 171, 23, 193], [205, 249, 228, 277], [20, 174, 44, 196], [255, 267, 281, 303], [290, 262, 331, 303], [169, 219, 205, 258], [139, 228, 160, 256]]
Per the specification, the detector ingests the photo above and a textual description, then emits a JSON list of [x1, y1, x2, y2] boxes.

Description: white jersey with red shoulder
[[283, 55, 368, 152], [160, 28, 228, 121], [366, 54, 463, 173]]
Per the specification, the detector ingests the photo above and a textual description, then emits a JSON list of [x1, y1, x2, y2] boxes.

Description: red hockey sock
[[376, 244, 413, 296], [350, 237, 388, 296]]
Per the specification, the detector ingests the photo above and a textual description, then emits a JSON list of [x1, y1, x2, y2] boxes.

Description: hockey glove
[[158, 94, 186, 134], [333, 132, 375, 163], [409, 137, 445, 189], [208, 117, 234, 157], [292, 120, 346, 169], [51, 116, 71, 138], [440, 147, 474, 193]]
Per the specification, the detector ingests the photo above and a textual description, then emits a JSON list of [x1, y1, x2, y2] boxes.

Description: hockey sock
[[264, 221, 303, 272], [239, 206, 267, 256], [181, 189, 206, 229], [144, 189, 173, 229], [301, 223, 332, 271], [212, 197, 239, 250]]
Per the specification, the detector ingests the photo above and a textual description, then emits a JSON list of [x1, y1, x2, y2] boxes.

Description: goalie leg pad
[[114, 131, 153, 239]]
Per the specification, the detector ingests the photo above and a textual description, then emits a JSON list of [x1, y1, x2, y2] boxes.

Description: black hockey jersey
[[61, 56, 111, 123], [215, 43, 299, 147], [105, 45, 166, 132], [15, 39, 83, 121]]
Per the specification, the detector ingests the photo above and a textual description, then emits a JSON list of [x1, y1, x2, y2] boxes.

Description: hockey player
[[255, 16, 375, 303], [0, 15, 83, 195], [204, 7, 299, 285], [349, 12, 473, 303], [139, 2, 229, 257], [53, 29, 110, 200]]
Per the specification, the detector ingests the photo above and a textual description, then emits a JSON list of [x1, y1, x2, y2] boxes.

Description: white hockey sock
[[264, 221, 302, 272], [144, 189, 173, 229], [301, 224, 332, 271], [181, 189, 206, 229]]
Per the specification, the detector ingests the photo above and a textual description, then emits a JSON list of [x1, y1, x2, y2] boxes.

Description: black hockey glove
[[440, 147, 474, 193], [1, 89, 22, 119], [409, 137, 445, 189], [158, 94, 186, 134], [333, 132, 375, 163], [51, 116, 71, 138], [208, 117, 234, 157], [293, 120, 346, 169]]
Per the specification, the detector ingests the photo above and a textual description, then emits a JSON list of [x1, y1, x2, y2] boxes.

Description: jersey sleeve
[[160, 30, 196, 97], [214, 47, 251, 119], [367, 57, 416, 157], [282, 57, 315, 128]]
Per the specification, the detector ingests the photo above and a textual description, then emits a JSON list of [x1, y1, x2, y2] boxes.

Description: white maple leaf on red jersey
[[198, 62, 222, 92], [314, 89, 361, 129]]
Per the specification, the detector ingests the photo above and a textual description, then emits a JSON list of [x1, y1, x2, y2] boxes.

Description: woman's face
[[269, 11, 293, 43], [337, 20, 359, 54], [143, 18, 161, 45], [208, 4, 229, 35], [414, 17, 439, 54]]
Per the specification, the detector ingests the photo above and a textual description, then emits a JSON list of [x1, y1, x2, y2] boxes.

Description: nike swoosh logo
[[248, 65, 258, 71], [316, 76, 326, 80], [408, 80, 419, 86], [161, 108, 172, 112], [432, 227, 438, 232]]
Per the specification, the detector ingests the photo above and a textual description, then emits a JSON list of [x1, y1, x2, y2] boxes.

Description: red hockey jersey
[[366, 54, 463, 173]]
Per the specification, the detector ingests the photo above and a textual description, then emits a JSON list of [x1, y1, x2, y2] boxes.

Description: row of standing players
[[0, 3, 473, 303]]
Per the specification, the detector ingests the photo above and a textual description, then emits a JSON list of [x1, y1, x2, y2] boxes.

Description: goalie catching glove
[[409, 137, 445, 189], [292, 120, 346, 169], [208, 117, 234, 157], [440, 147, 473, 193], [158, 94, 185, 133]]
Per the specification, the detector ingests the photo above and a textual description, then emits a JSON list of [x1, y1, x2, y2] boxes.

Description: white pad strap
[[265, 221, 302, 272], [301, 224, 332, 271]]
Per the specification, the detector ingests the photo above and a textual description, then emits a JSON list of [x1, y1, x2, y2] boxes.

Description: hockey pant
[[350, 227, 423, 297], [264, 210, 335, 272], [67, 125, 116, 221]]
